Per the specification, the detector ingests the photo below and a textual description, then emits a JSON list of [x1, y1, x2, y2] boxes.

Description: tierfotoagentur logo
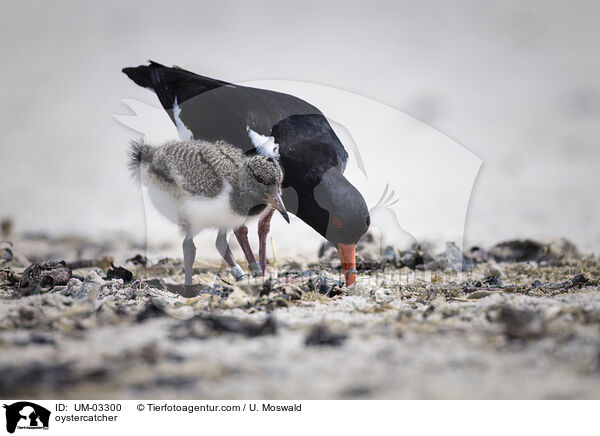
[[3, 402, 50, 434], [115, 77, 481, 293]]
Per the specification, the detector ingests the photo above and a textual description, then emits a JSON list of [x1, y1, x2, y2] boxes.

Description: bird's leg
[[216, 230, 246, 281], [258, 208, 275, 273], [233, 225, 262, 276], [182, 235, 196, 286]]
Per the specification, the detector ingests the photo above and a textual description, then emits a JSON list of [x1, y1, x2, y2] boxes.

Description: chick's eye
[[255, 175, 265, 184]]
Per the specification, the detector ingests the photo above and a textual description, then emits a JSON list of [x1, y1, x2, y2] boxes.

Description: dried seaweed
[[105, 263, 133, 283]]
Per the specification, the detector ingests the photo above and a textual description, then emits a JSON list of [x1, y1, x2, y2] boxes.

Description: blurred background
[[1, 0, 598, 257]]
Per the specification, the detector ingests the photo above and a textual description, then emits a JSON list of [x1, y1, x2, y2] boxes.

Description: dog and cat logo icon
[[3, 402, 50, 433]]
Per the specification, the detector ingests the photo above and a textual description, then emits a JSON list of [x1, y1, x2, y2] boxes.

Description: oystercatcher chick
[[128, 138, 289, 285]]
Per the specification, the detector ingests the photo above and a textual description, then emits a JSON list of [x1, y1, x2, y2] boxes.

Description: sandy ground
[[1, 232, 599, 399]]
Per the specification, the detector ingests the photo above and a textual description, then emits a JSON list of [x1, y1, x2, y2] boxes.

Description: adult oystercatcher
[[122, 61, 370, 286], [129, 138, 289, 284]]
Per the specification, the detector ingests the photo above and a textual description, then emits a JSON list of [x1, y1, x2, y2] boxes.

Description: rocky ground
[[1, 230, 599, 399]]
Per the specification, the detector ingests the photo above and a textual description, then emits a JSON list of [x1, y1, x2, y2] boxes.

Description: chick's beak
[[337, 243, 357, 286], [267, 193, 290, 223]]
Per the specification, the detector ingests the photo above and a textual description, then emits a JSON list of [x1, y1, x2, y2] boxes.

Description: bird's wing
[[122, 62, 348, 168], [146, 143, 223, 198], [171, 145, 226, 197]]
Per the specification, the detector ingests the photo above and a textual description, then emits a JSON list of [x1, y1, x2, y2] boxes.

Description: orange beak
[[337, 243, 357, 286]]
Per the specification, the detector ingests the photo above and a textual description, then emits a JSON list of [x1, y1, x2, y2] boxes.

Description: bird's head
[[240, 155, 289, 222], [311, 168, 370, 285]]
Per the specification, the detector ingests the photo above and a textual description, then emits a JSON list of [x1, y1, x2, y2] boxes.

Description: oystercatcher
[[128, 138, 288, 284], [122, 61, 370, 285]]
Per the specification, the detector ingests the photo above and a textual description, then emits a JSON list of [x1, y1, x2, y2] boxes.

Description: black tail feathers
[[121, 61, 166, 89], [122, 61, 234, 113]]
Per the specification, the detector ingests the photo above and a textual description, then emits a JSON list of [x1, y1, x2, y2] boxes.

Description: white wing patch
[[246, 126, 280, 158], [173, 97, 193, 141]]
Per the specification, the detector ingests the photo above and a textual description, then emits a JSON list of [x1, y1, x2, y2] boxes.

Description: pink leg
[[258, 208, 275, 273], [234, 225, 261, 276], [234, 226, 256, 263]]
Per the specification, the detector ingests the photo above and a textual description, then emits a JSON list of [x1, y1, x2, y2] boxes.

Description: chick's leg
[[216, 230, 246, 281], [182, 235, 196, 286]]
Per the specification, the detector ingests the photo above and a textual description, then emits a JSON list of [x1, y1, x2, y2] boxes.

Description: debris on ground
[[0, 232, 599, 399], [305, 325, 347, 347], [105, 263, 133, 283], [126, 254, 148, 266], [18, 260, 72, 295], [498, 305, 546, 340]]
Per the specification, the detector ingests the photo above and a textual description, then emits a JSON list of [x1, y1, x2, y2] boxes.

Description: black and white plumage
[[129, 138, 288, 284], [123, 61, 370, 285]]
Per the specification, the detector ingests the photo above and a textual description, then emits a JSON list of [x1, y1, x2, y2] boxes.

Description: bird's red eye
[[332, 217, 342, 229]]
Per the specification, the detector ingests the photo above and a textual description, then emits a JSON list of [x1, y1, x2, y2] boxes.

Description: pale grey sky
[[1, 0, 599, 253]]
